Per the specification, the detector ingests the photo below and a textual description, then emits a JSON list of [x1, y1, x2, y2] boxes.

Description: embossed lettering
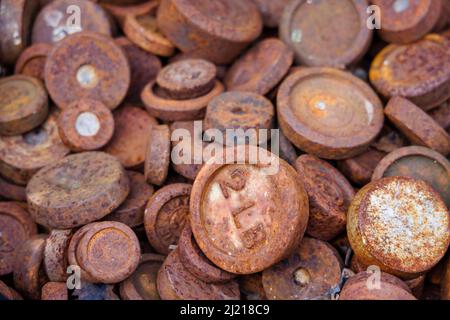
[[241, 223, 266, 249], [219, 168, 247, 199], [231, 201, 255, 229]]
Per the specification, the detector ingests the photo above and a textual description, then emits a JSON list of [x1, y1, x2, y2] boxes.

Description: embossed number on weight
[[241, 223, 266, 249], [219, 168, 247, 199], [231, 201, 255, 229], [219, 167, 266, 249]]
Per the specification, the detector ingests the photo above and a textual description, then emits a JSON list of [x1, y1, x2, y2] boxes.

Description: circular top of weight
[[76, 221, 140, 284], [372, 146, 450, 208], [144, 183, 192, 255], [277, 67, 384, 159], [357, 176, 450, 274], [26, 151, 130, 229], [57, 98, 114, 151], [0, 112, 70, 184], [204, 91, 275, 144], [0, 76, 46, 120], [45, 31, 130, 110], [370, 34, 450, 108], [156, 59, 216, 100], [224, 38, 294, 96], [32, 0, 112, 44], [0, 75, 48, 136], [58, 99, 114, 151], [262, 237, 343, 300], [169, 0, 262, 43], [280, 0, 372, 68], [103, 105, 158, 168], [371, 0, 442, 43], [190, 145, 309, 274]]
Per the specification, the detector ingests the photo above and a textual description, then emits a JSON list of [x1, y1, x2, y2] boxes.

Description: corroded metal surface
[[339, 271, 416, 300], [224, 38, 293, 96], [277, 67, 384, 159], [103, 0, 158, 26], [372, 146, 450, 208], [115, 37, 161, 104], [58, 99, 114, 152], [348, 176, 450, 279], [45, 31, 130, 110], [119, 253, 164, 300], [252, 0, 291, 28], [43, 229, 73, 282], [372, 0, 443, 44], [144, 183, 192, 255], [26, 152, 130, 229], [169, 120, 210, 181], [14, 43, 52, 80], [337, 147, 386, 186], [0, 75, 48, 136], [295, 155, 354, 241], [157, 249, 240, 300], [156, 59, 216, 100], [142, 79, 224, 122], [103, 105, 158, 168], [57, 99, 114, 152], [32, 0, 112, 44], [76, 221, 141, 284], [144, 124, 170, 186], [0, 112, 69, 185], [105, 171, 154, 227], [0, 202, 37, 275], [280, 0, 372, 68], [13, 234, 48, 300], [178, 224, 236, 283], [156, 0, 262, 65], [370, 34, 450, 110], [41, 282, 68, 300], [0, 0, 39, 65], [385, 96, 450, 155], [262, 237, 343, 300], [1, 0, 449, 302], [190, 145, 309, 274], [123, 14, 174, 57], [204, 91, 275, 146], [0, 176, 27, 201]]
